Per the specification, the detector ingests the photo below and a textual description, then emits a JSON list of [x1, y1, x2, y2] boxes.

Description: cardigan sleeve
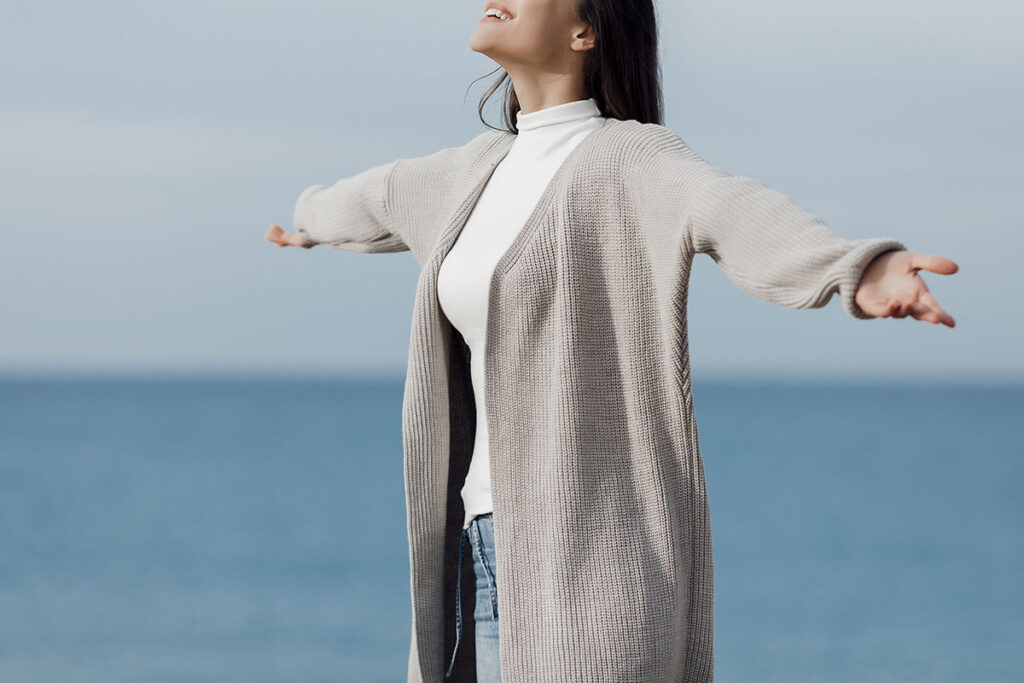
[[686, 171, 907, 320], [292, 159, 408, 253]]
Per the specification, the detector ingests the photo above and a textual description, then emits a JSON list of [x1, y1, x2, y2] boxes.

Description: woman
[[266, 1, 958, 681]]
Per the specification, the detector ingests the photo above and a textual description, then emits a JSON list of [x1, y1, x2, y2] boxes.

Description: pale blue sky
[[1, 0, 1020, 380]]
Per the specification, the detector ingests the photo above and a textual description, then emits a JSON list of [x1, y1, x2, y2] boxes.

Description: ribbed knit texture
[[437, 97, 606, 531], [293, 118, 907, 682]]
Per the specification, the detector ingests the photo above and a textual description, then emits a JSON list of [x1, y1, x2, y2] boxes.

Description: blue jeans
[[445, 512, 501, 681]]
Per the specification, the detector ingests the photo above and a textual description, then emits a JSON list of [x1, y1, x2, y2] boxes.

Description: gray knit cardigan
[[292, 117, 907, 682]]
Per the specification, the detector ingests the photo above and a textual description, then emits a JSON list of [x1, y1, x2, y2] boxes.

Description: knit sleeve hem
[[832, 239, 908, 319], [686, 172, 909, 319]]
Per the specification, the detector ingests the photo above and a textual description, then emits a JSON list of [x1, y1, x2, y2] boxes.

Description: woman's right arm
[[269, 130, 504, 261], [290, 159, 408, 254]]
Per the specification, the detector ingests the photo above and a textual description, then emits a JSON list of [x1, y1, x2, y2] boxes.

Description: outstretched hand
[[855, 250, 958, 326], [266, 223, 315, 249]]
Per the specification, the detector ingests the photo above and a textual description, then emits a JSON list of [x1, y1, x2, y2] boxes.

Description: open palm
[[855, 250, 958, 326]]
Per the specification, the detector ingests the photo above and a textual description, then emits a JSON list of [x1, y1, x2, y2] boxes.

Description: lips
[[483, 2, 514, 20]]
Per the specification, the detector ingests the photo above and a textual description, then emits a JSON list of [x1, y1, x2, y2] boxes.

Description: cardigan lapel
[[428, 134, 515, 271], [403, 118, 617, 679], [427, 116, 614, 297], [402, 130, 514, 680]]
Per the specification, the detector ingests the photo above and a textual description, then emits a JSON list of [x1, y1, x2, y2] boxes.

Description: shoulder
[[436, 127, 512, 163], [392, 128, 496, 168], [596, 119, 713, 170], [388, 128, 511, 188], [384, 128, 514, 263], [583, 119, 724, 201], [385, 129, 506, 204], [466, 127, 514, 152]]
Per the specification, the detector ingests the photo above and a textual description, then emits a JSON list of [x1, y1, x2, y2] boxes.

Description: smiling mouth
[[482, 8, 513, 21]]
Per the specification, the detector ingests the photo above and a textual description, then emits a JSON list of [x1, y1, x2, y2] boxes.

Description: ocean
[[1, 376, 1020, 682]]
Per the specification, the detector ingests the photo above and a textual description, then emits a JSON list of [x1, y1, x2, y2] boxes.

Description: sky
[[1, 0, 1020, 381]]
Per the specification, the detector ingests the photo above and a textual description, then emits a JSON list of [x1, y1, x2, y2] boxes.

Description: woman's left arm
[[686, 171, 958, 325]]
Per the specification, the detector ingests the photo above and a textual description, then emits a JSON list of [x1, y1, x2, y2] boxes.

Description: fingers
[[878, 291, 955, 327], [265, 223, 311, 248], [908, 269, 956, 327], [910, 301, 955, 327], [911, 253, 959, 276], [909, 303, 942, 324], [902, 294, 954, 327], [265, 224, 284, 245], [889, 299, 913, 319], [917, 291, 956, 327]]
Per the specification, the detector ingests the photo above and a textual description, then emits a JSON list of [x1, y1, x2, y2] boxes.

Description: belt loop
[[445, 526, 468, 678]]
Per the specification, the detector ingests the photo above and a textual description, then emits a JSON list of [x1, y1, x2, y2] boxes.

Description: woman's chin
[[469, 34, 497, 57], [469, 33, 487, 51]]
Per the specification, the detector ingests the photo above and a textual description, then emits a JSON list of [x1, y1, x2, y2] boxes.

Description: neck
[[502, 66, 588, 115]]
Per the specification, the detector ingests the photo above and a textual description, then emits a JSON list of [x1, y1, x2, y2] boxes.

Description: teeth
[[484, 8, 510, 20]]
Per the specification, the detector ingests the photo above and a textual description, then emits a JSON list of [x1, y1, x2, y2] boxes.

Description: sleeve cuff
[[292, 183, 326, 246], [835, 239, 908, 319]]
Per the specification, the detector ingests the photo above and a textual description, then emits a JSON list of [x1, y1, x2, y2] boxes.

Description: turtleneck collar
[[515, 97, 602, 132]]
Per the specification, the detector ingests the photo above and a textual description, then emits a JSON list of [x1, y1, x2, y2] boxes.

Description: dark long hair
[[471, 0, 663, 133]]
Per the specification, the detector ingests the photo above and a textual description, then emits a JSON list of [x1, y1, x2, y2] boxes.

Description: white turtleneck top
[[437, 97, 606, 529]]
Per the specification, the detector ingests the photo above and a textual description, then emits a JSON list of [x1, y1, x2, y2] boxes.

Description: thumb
[[912, 253, 959, 276]]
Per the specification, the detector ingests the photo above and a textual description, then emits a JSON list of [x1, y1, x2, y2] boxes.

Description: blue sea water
[[0, 376, 1021, 682]]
